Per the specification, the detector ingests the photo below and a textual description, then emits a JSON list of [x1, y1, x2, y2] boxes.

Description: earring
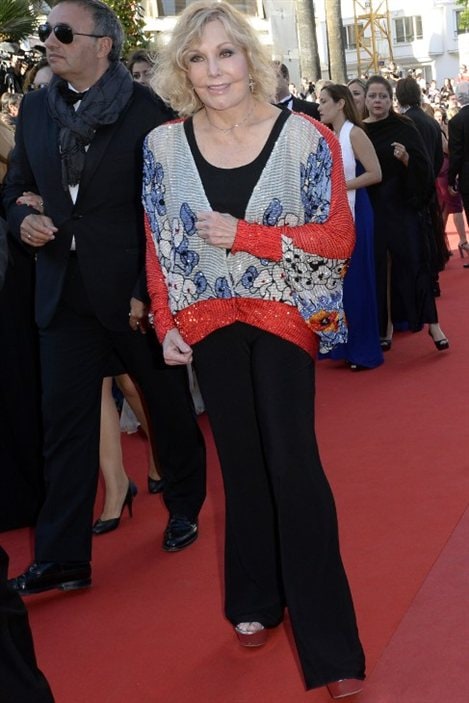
[[248, 75, 255, 92]]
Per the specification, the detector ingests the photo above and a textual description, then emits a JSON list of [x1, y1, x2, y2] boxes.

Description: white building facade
[[141, 0, 468, 87], [337, 0, 469, 85]]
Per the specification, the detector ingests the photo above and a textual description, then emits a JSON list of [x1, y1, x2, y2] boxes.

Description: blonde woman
[[143, 1, 365, 698]]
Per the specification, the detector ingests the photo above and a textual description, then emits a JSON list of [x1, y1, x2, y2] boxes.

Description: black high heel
[[457, 241, 469, 258], [380, 338, 392, 352], [148, 476, 165, 494], [428, 329, 449, 352], [92, 481, 138, 535]]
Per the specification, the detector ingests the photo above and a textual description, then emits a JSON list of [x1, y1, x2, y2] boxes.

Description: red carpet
[[1, 234, 468, 702]]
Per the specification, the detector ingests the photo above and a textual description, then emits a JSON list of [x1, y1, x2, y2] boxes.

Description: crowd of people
[[0, 0, 467, 700]]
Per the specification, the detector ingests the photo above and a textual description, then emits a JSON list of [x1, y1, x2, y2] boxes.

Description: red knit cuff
[[232, 219, 283, 260]]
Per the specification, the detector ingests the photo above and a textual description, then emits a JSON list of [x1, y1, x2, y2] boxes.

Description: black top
[[365, 113, 433, 210], [184, 109, 290, 218]]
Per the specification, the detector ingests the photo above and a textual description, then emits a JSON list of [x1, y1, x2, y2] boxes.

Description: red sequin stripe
[[144, 214, 175, 343], [173, 298, 318, 358]]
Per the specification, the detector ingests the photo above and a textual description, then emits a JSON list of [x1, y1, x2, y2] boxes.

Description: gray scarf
[[47, 61, 134, 190]]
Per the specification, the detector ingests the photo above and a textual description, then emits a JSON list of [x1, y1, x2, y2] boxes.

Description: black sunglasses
[[38, 22, 105, 45]]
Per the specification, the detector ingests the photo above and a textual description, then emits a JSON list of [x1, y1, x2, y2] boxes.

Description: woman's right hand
[[162, 328, 193, 366]]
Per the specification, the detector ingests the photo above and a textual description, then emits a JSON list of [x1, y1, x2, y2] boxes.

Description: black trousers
[[0, 548, 54, 703], [35, 257, 206, 563], [193, 323, 365, 690]]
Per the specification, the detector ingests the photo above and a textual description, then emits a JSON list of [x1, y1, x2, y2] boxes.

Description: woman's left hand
[[391, 142, 409, 166], [197, 211, 238, 249]]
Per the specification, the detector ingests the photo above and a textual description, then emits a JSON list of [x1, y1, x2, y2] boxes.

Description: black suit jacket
[[448, 104, 469, 193], [405, 106, 443, 178], [291, 96, 320, 121], [2, 82, 170, 330]]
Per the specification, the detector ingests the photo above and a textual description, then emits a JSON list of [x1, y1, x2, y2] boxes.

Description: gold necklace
[[204, 104, 254, 133]]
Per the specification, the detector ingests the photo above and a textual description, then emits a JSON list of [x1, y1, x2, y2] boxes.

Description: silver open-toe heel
[[234, 622, 267, 647]]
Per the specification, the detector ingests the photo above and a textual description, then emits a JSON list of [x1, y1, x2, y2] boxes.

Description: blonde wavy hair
[[151, 0, 277, 117]]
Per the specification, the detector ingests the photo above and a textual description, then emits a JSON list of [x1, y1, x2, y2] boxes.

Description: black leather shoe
[[163, 515, 198, 552], [148, 476, 165, 494], [8, 561, 92, 596]]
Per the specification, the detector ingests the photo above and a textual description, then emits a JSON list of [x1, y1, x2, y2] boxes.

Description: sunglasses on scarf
[[38, 22, 106, 45]]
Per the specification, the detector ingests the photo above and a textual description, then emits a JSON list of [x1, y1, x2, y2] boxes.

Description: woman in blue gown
[[318, 84, 384, 370]]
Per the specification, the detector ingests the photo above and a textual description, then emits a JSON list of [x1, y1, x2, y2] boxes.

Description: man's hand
[[197, 211, 238, 248], [128, 296, 149, 334], [162, 328, 193, 365], [20, 214, 57, 247]]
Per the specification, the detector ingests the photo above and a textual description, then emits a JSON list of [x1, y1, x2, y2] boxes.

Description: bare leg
[[441, 207, 451, 252], [115, 374, 161, 480], [452, 211, 468, 245], [428, 322, 448, 344], [98, 377, 130, 520]]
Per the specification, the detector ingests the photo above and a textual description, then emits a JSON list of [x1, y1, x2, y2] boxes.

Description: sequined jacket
[[143, 113, 354, 357]]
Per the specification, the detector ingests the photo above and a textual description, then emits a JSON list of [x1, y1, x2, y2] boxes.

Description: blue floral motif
[[300, 137, 332, 223], [143, 142, 167, 240], [215, 277, 233, 299], [194, 272, 208, 294], [263, 198, 283, 226], [175, 236, 199, 276], [180, 202, 197, 236], [241, 265, 258, 289]]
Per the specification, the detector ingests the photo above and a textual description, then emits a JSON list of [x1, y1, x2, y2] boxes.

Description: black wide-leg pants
[[35, 257, 206, 563], [0, 548, 54, 702], [193, 322, 365, 690]]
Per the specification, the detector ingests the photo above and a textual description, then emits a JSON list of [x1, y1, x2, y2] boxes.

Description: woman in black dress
[[363, 75, 448, 352]]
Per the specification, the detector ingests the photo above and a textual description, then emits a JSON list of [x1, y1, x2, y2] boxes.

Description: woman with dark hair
[[364, 75, 448, 351], [318, 83, 383, 370], [439, 77, 455, 107], [127, 49, 155, 87]]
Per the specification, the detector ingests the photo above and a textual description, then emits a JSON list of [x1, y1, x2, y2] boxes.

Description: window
[[394, 15, 423, 44], [456, 10, 469, 35], [342, 23, 368, 50], [343, 25, 357, 51]]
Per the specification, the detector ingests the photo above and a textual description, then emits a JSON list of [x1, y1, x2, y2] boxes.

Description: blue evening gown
[[320, 164, 383, 369]]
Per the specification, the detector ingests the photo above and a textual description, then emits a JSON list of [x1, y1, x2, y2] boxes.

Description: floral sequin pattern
[[142, 144, 166, 239], [301, 137, 331, 223], [283, 237, 350, 353]]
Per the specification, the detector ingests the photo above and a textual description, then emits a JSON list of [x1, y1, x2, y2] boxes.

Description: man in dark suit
[[395, 77, 443, 178], [395, 76, 449, 287], [2, 0, 206, 595], [448, 82, 469, 268], [273, 62, 320, 120]]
